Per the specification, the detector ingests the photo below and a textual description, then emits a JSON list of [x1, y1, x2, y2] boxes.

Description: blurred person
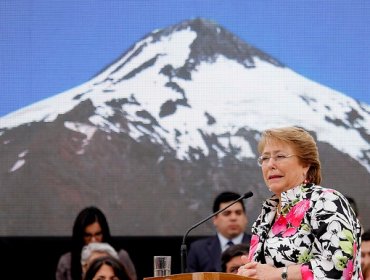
[[345, 195, 364, 233], [221, 243, 249, 274], [345, 196, 359, 218], [81, 242, 119, 276], [56, 206, 136, 280], [362, 230, 370, 279], [187, 191, 250, 272], [237, 127, 362, 279], [83, 256, 129, 280]]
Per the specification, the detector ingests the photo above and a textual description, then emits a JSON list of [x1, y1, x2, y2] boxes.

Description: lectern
[[144, 272, 256, 280]]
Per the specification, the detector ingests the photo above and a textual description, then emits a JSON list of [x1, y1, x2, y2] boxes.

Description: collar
[[249, 183, 314, 263], [218, 232, 244, 252], [252, 183, 312, 237], [280, 183, 312, 213]]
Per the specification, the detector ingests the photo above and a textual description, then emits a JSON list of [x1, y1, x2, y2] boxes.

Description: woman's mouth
[[269, 175, 283, 180]]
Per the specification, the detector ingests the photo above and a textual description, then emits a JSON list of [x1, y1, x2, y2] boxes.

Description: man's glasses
[[257, 154, 297, 167]]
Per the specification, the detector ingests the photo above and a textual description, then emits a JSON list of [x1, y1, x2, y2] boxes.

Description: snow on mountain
[[1, 17, 370, 236], [1, 18, 369, 172]]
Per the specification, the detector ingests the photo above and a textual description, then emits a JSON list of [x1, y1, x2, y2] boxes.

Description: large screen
[[0, 1, 369, 236]]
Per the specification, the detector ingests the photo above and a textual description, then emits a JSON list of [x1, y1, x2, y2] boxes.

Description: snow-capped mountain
[[0, 18, 369, 236]]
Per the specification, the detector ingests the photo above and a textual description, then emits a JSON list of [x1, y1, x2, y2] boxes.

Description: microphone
[[180, 191, 253, 273]]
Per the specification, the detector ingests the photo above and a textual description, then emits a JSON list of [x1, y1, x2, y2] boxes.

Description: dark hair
[[221, 243, 250, 272], [362, 229, 370, 242], [213, 191, 245, 213], [345, 196, 359, 217], [71, 206, 112, 280], [84, 256, 129, 280]]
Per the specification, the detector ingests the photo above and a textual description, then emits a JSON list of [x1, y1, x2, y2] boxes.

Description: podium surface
[[144, 272, 255, 280]]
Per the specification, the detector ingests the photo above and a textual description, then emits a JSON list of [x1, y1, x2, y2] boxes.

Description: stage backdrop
[[0, 1, 369, 236]]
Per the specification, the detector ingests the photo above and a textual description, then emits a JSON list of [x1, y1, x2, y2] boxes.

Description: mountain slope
[[0, 18, 369, 235]]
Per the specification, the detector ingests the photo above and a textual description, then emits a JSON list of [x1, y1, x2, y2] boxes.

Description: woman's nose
[[266, 157, 277, 168], [91, 236, 98, 242]]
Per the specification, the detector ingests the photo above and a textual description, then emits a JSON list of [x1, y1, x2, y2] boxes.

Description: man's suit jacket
[[186, 233, 251, 272]]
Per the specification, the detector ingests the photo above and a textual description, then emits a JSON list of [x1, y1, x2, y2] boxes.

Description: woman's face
[[82, 252, 110, 274], [84, 222, 103, 244], [260, 139, 309, 195], [92, 264, 119, 280]]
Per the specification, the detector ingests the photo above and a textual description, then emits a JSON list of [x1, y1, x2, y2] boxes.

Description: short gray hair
[[81, 242, 119, 266]]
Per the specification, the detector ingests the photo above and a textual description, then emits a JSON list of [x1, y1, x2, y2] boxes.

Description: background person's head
[[361, 230, 370, 274], [345, 196, 359, 218], [221, 243, 249, 273], [212, 191, 248, 239], [81, 242, 119, 275], [71, 206, 112, 280], [83, 256, 129, 280], [257, 127, 321, 193], [73, 206, 112, 247]]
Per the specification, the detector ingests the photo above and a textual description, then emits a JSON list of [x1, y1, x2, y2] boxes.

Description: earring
[[303, 174, 309, 184]]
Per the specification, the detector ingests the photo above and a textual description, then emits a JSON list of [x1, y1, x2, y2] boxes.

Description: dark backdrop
[[0, 236, 204, 280]]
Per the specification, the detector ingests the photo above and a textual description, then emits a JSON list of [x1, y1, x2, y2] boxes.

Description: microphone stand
[[180, 191, 253, 273]]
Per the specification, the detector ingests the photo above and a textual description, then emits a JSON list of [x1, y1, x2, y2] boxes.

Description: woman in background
[[56, 206, 136, 280], [81, 242, 119, 276], [84, 256, 130, 280]]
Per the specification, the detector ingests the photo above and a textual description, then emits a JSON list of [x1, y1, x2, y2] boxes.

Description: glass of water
[[153, 256, 171, 276]]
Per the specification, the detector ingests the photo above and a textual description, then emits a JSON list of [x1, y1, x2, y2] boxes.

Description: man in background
[[221, 243, 250, 274], [362, 230, 370, 279], [187, 191, 250, 272], [345, 195, 364, 234]]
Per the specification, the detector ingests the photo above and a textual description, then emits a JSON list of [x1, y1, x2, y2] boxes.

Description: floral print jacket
[[248, 183, 363, 279]]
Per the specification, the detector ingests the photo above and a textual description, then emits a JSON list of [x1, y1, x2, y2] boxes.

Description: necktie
[[227, 240, 234, 247]]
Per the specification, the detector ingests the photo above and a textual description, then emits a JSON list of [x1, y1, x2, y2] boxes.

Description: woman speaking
[[238, 127, 362, 279]]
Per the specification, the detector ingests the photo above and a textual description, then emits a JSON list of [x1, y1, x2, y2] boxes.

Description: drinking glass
[[154, 256, 171, 276]]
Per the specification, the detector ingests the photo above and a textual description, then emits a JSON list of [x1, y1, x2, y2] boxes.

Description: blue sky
[[1, 1, 369, 117]]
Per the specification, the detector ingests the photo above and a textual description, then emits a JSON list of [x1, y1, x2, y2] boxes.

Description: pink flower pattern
[[343, 243, 357, 279], [286, 199, 310, 227], [249, 183, 363, 279], [343, 260, 354, 280], [247, 234, 259, 262], [271, 215, 288, 235], [272, 199, 310, 237], [301, 265, 314, 280]]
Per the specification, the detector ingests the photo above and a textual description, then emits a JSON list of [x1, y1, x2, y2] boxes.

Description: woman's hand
[[237, 259, 257, 278], [237, 257, 302, 280], [237, 256, 281, 280]]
